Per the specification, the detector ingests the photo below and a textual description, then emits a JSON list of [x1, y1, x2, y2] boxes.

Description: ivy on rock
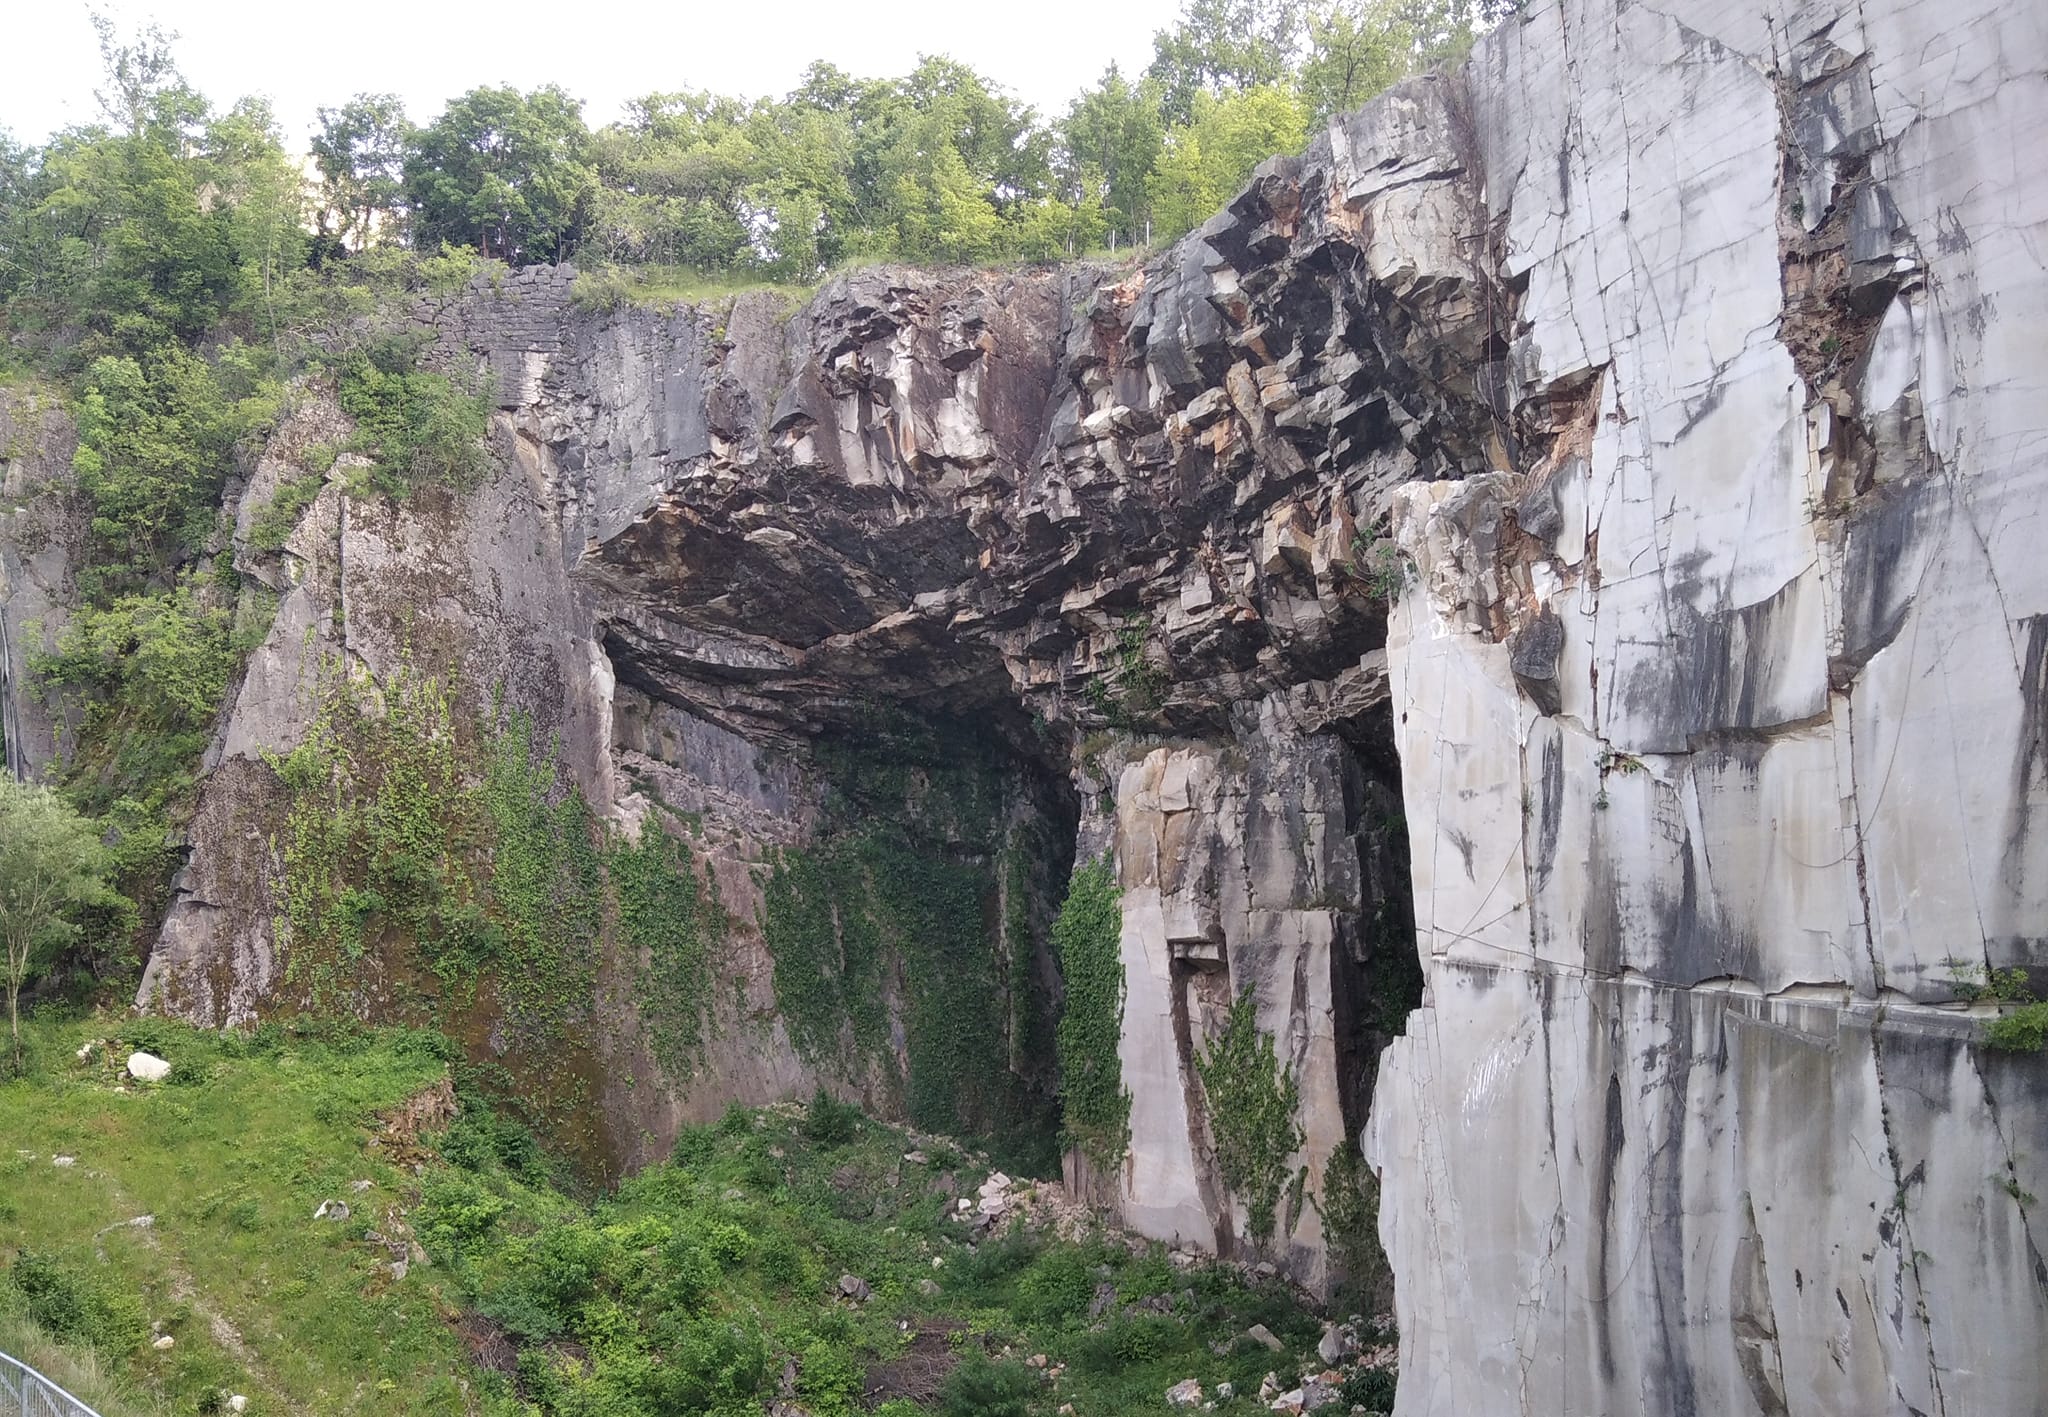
[[1053, 855, 1129, 1173], [1194, 989, 1304, 1242], [758, 711, 1064, 1173]]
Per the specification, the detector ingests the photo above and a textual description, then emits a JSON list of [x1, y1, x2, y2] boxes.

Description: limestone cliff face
[[3, 0, 2039, 1405]]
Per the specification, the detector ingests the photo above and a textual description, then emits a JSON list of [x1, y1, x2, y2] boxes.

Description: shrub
[[1341, 1365, 1399, 1409], [801, 1088, 863, 1148], [1014, 1247, 1095, 1325], [937, 1352, 1040, 1417], [1986, 1002, 2048, 1053], [415, 1171, 506, 1259], [796, 1337, 864, 1417], [246, 471, 324, 550], [332, 335, 491, 498], [3, 1250, 148, 1355], [945, 1223, 1041, 1304]]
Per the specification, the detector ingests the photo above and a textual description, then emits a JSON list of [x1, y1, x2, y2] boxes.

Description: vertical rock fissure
[[0, 608, 20, 782], [1169, 951, 1232, 1257], [1339, 703, 1424, 1137]]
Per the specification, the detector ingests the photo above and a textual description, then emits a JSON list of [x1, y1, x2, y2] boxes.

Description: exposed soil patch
[[863, 1318, 969, 1407], [373, 1075, 457, 1169], [458, 1312, 519, 1377]]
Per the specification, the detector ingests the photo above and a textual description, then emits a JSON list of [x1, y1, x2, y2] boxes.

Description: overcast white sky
[[4, 0, 1184, 149]]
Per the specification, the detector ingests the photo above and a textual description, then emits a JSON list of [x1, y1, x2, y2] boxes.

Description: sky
[[3, 0, 1185, 149]]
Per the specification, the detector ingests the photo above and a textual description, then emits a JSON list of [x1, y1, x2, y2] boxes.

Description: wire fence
[[0, 1350, 104, 1417]]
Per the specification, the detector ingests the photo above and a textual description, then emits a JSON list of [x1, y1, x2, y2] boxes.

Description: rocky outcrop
[[0, 0, 2035, 1401], [1368, 2, 2048, 1414], [0, 384, 83, 781]]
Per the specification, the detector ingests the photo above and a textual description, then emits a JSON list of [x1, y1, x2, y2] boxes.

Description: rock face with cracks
[[1367, 2, 2048, 1415], [2, 0, 2042, 1406]]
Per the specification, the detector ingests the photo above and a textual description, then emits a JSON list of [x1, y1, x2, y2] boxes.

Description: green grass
[[2, 1014, 1359, 1416], [0, 1307, 169, 1417], [1, 1013, 483, 1415]]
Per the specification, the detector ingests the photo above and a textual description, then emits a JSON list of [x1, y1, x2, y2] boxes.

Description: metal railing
[[0, 1350, 105, 1417]]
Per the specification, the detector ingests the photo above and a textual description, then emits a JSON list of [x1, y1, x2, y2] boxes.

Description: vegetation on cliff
[[1193, 992, 1304, 1243], [0, 1, 1504, 1020], [760, 714, 1064, 1173], [1051, 857, 1129, 1173]]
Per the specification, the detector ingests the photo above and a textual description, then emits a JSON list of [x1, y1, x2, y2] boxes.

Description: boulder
[[1245, 1324, 1285, 1352], [126, 1051, 171, 1082]]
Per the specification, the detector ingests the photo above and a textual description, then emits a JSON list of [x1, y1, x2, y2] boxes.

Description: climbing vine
[[758, 712, 1060, 1170], [760, 836, 893, 1064], [267, 673, 604, 1053], [610, 818, 722, 1080], [1318, 1141, 1389, 1308], [483, 712, 604, 1044], [1195, 990, 1304, 1241], [269, 661, 483, 1010], [1084, 614, 1165, 727], [1053, 855, 1129, 1172]]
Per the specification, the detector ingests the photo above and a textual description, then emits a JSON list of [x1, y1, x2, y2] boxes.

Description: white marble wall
[[1371, 1, 2048, 1412]]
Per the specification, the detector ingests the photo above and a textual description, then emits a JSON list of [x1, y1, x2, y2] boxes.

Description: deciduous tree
[[405, 85, 592, 264], [1, 778, 126, 1072]]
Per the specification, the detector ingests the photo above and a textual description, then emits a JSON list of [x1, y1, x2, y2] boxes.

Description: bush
[[1014, 1247, 1095, 1325], [3, 1250, 148, 1355], [1986, 1002, 2048, 1053], [415, 1171, 506, 1259], [795, 1337, 864, 1416], [800, 1088, 863, 1148], [937, 1351, 1040, 1417], [1341, 1364, 1399, 1409], [331, 335, 491, 498], [246, 471, 324, 550], [945, 1223, 1041, 1304]]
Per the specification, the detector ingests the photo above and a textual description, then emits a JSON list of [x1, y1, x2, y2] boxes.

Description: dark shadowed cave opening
[[1333, 699, 1425, 1148]]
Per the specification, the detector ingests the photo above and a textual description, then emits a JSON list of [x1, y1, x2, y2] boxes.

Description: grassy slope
[[3, 1015, 1367, 1416], [2, 1016, 477, 1414]]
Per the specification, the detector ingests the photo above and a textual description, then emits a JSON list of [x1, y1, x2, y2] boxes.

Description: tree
[[1147, 0, 1310, 123], [405, 85, 593, 263], [1299, 1, 1418, 122], [89, 10, 202, 140], [1059, 67, 1164, 247], [1148, 84, 1308, 241], [311, 93, 410, 251], [204, 98, 309, 325], [0, 778, 124, 1072], [70, 345, 241, 588]]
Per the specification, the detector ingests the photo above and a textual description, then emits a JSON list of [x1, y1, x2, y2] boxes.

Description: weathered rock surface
[[1368, 2, 2048, 1414], [0, 384, 83, 781], [0, 0, 2038, 1404]]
